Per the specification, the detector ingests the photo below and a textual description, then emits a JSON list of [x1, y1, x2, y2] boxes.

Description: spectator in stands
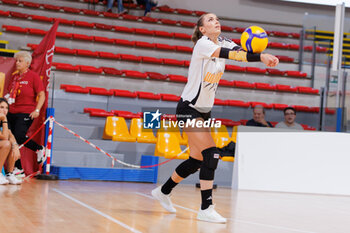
[[246, 105, 273, 127], [4, 51, 45, 176], [107, 0, 128, 14], [275, 107, 303, 130], [136, 0, 158, 16], [151, 13, 278, 223], [0, 98, 22, 185]]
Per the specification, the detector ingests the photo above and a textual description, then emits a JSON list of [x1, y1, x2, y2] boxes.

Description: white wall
[[159, 0, 350, 30]]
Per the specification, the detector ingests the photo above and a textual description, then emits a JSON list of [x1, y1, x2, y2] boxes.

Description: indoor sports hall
[[0, 0, 350, 232]]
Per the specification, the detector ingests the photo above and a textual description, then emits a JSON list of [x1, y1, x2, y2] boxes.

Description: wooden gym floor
[[0, 180, 350, 233]]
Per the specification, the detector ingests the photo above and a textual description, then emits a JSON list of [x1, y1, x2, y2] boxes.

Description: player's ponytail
[[191, 13, 208, 45]]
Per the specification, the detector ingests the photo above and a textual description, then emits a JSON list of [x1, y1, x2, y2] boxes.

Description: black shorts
[[176, 98, 211, 122]]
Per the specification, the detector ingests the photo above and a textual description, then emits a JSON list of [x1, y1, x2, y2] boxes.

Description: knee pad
[[199, 147, 220, 180], [175, 157, 202, 178]]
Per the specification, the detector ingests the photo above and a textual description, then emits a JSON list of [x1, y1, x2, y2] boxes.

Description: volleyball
[[240, 26, 268, 53]]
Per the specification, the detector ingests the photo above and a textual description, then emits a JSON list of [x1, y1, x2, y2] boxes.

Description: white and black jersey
[[181, 36, 237, 113]]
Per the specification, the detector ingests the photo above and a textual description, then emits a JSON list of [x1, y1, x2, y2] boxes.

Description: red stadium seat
[[268, 42, 289, 49], [102, 12, 120, 18], [2, 25, 27, 33], [74, 21, 95, 28], [134, 28, 154, 36], [233, 27, 245, 33], [94, 36, 115, 44], [233, 81, 255, 89], [56, 18, 74, 25], [246, 67, 267, 74], [0, 10, 10, 17], [219, 79, 234, 87], [167, 74, 187, 83], [79, 65, 103, 74], [158, 6, 175, 13], [275, 84, 297, 92], [155, 44, 176, 51], [95, 23, 114, 30], [135, 41, 155, 49], [266, 68, 285, 76], [178, 21, 196, 28], [176, 46, 193, 53], [55, 47, 76, 55], [56, 32, 72, 39], [9, 11, 29, 18], [54, 63, 79, 72], [160, 94, 181, 102], [173, 33, 191, 40], [221, 26, 233, 32], [65, 85, 89, 94], [162, 59, 184, 66], [42, 4, 61, 11], [159, 19, 177, 25], [296, 86, 319, 94], [136, 91, 161, 100], [225, 65, 245, 72], [30, 15, 53, 22], [272, 103, 289, 110], [141, 16, 159, 23], [62, 7, 81, 14], [293, 105, 310, 112], [121, 14, 139, 21], [303, 46, 313, 51], [276, 55, 294, 63], [154, 30, 174, 38], [194, 10, 207, 16], [214, 98, 227, 106], [325, 108, 336, 115], [123, 3, 138, 8], [120, 54, 141, 62], [90, 110, 114, 117], [231, 38, 241, 45], [114, 26, 135, 33], [141, 56, 163, 64], [83, 107, 106, 113], [216, 118, 240, 127], [112, 110, 140, 119], [60, 84, 81, 90], [250, 102, 273, 109], [27, 43, 38, 50], [316, 46, 328, 53], [175, 8, 193, 15], [254, 82, 275, 91], [146, 72, 167, 80], [102, 67, 123, 75], [76, 49, 99, 57], [28, 28, 46, 35], [285, 71, 307, 78], [98, 52, 120, 59], [81, 9, 101, 16], [184, 61, 190, 67], [122, 70, 148, 79], [271, 31, 289, 37], [2, 0, 19, 5], [88, 87, 113, 96], [289, 33, 300, 38], [115, 39, 135, 47], [288, 44, 300, 50], [72, 34, 94, 41], [239, 119, 248, 125], [226, 100, 250, 108], [112, 89, 137, 98]]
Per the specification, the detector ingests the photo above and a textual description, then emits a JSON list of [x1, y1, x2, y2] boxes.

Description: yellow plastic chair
[[130, 118, 157, 143], [231, 126, 238, 143], [155, 132, 189, 160], [158, 120, 187, 145], [211, 125, 231, 148], [221, 157, 234, 162], [103, 116, 136, 142]]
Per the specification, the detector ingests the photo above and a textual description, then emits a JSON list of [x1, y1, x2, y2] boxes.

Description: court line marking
[[53, 188, 142, 233], [135, 191, 316, 233]]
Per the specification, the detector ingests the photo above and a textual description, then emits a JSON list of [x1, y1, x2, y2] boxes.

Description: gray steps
[[54, 123, 104, 139]]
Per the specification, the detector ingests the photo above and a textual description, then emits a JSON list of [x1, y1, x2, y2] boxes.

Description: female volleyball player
[[152, 13, 279, 223]]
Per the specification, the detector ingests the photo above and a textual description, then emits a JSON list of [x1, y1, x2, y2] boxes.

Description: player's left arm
[[211, 47, 279, 67]]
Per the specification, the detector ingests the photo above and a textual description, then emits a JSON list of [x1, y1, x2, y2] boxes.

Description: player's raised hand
[[261, 53, 279, 67]]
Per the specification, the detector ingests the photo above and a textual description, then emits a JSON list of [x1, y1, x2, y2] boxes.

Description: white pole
[[333, 3, 345, 107]]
